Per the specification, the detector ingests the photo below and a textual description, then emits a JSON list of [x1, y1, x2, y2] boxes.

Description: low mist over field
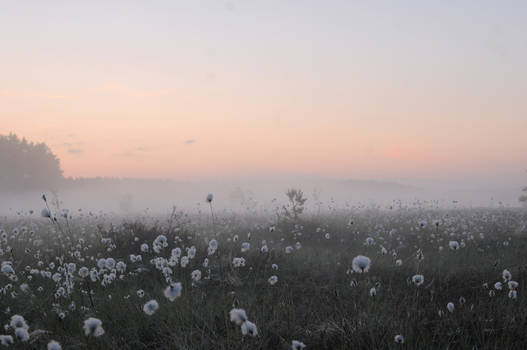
[[1, 1, 527, 349], [0, 174, 525, 216]]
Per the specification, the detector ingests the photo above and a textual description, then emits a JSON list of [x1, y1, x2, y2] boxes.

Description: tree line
[[0, 133, 63, 192]]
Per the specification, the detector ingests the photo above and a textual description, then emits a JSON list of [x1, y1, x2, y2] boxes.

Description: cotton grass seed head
[[394, 334, 405, 344], [447, 302, 455, 313], [412, 274, 424, 287], [241, 320, 258, 337], [1, 263, 15, 275], [191, 269, 202, 282], [143, 300, 159, 316], [229, 308, 247, 325], [10, 315, 28, 330], [268, 275, 278, 285], [292, 340, 306, 349], [164, 282, 182, 301], [83, 317, 104, 337], [449, 241, 459, 250], [352, 255, 371, 273], [508, 281, 519, 290], [241, 242, 250, 253], [502, 269, 512, 282], [14, 328, 29, 342], [0, 335, 13, 346], [47, 340, 62, 350]]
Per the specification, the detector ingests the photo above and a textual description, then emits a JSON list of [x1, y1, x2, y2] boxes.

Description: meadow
[[0, 198, 526, 349]]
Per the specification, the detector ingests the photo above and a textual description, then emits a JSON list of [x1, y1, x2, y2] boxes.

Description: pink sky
[[1, 1, 526, 184]]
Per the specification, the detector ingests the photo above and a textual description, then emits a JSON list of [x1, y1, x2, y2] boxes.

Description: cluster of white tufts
[[83, 317, 104, 337], [232, 257, 246, 268], [3, 315, 30, 342], [229, 308, 258, 337]]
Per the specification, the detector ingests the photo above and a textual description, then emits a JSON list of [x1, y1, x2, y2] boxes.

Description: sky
[[1, 1, 526, 186]]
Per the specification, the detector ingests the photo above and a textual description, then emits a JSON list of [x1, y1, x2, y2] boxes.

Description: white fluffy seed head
[[164, 283, 182, 302], [14, 328, 29, 342], [447, 302, 455, 313], [352, 255, 371, 273], [448, 241, 459, 250], [229, 308, 247, 326], [47, 340, 62, 350], [241, 321, 258, 337], [143, 300, 159, 316], [0, 335, 14, 346], [83, 317, 104, 337], [502, 269, 512, 282], [394, 334, 405, 344], [411, 274, 424, 287], [10, 315, 28, 330], [292, 340, 306, 349]]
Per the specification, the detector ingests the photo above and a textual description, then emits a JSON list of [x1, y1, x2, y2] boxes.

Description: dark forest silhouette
[[0, 133, 64, 192]]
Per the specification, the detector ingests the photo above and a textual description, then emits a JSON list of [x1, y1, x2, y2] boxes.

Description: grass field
[[1, 204, 526, 349]]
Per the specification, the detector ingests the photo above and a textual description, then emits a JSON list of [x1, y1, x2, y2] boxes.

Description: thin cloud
[[116, 146, 147, 158], [67, 148, 84, 154], [184, 139, 196, 145]]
